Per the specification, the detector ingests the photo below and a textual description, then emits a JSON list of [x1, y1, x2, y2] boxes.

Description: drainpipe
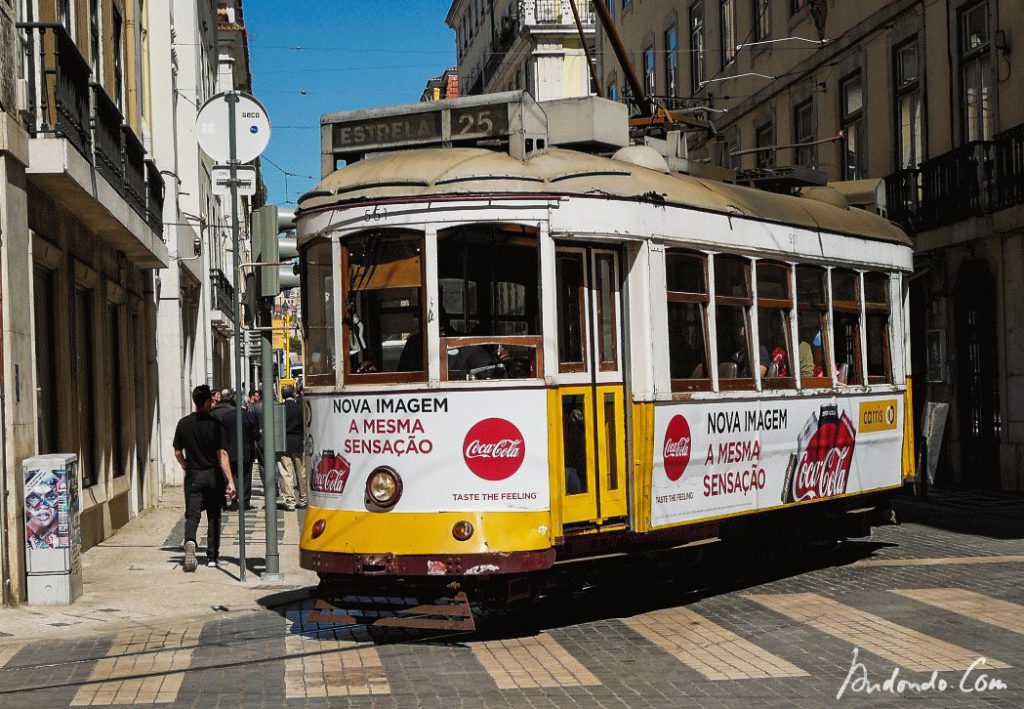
[[0, 223, 11, 606]]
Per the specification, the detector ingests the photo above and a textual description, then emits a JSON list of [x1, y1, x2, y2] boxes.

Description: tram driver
[[398, 309, 510, 379]]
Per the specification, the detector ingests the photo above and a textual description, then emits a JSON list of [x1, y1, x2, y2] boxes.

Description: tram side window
[[301, 239, 335, 385], [756, 261, 795, 389], [795, 265, 831, 388], [342, 230, 425, 382], [666, 249, 710, 391], [864, 272, 892, 384], [714, 254, 755, 388], [831, 268, 862, 386], [437, 224, 541, 381]]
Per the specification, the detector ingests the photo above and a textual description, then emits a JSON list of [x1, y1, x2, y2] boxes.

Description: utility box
[[24, 454, 82, 605]]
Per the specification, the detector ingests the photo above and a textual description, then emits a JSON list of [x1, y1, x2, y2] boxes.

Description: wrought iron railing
[[17, 23, 92, 159], [883, 167, 921, 232], [145, 159, 164, 235], [884, 123, 1024, 234], [991, 122, 1024, 212], [917, 141, 990, 230], [123, 125, 147, 220], [210, 269, 236, 323], [90, 81, 124, 194], [17, 23, 165, 242], [527, 0, 594, 25]]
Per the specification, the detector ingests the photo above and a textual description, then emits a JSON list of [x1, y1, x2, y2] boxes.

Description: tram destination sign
[[321, 91, 543, 174], [331, 112, 443, 151]]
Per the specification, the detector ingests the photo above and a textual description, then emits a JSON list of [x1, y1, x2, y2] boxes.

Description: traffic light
[[252, 206, 299, 298], [278, 230, 299, 291]]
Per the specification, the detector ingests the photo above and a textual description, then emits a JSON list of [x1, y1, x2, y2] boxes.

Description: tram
[[296, 93, 914, 604]]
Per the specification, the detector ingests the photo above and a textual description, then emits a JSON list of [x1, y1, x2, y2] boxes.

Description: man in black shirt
[[173, 385, 236, 571]]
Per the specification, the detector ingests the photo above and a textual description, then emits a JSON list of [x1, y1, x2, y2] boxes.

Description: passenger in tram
[[798, 324, 823, 377], [563, 404, 587, 495], [445, 318, 510, 380], [732, 325, 770, 378]]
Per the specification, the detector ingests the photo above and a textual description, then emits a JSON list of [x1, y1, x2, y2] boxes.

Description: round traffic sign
[[196, 92, 271, 163]]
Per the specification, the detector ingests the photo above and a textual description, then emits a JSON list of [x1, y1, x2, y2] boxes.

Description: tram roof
[[297, 147, 911, 247]]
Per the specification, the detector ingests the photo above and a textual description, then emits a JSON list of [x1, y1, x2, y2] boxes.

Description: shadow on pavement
[[253, 536, 891, 644], [895, 488, 1024, 540]]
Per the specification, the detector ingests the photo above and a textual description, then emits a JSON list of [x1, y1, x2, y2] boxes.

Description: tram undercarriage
[[307, 491, 898, 629]]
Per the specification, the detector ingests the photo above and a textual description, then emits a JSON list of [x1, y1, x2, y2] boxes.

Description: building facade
[[594, 0, 1024, 492], [0, 0, 258, 605], [448, 0, 596, 99], [420, 67, 460, 102]]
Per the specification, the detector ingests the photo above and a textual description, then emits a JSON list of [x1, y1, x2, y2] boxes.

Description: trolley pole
[[227, 90, 248, 582]]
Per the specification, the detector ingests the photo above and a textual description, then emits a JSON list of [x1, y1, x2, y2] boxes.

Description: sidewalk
[[896, 485, 1024, 539], [0, 487, 318, 642]]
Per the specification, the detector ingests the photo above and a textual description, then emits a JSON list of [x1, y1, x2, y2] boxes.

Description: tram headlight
[[365, 466, 402, 509]]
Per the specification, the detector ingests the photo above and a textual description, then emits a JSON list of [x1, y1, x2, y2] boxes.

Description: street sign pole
[[227, 90, 248, 582], [196, 90, 272, 584]]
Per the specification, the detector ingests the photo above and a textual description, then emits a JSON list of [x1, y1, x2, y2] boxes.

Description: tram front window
[[666, 249, 710, 391], [342, 230, 425, 381], [437, 224, 541, 380], [301, 238, 335, 385]]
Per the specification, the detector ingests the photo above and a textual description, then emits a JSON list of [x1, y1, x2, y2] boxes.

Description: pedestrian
[[221, 391, 259, 511], [247, 388, 274, 508], [210, 387, 234, 422], [173, 384, 236, 571], [276, 384, 307, 510]]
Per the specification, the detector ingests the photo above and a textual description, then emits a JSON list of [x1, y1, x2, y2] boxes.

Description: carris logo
[[463, 418, 525, 481], [663, 414, 692, 481]]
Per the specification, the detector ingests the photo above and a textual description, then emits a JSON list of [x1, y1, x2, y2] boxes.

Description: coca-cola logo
[[463, 418, 525, 481], [311, 451, 350, 495], [663, 414, 692, 481], [792, 415, 856, 501]]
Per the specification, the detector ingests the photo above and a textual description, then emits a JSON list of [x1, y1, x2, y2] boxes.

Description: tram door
[[554, 245, 629, 530]]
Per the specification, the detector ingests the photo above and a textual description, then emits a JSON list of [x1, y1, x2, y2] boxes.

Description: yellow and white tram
[[296, 94, 914, 596]]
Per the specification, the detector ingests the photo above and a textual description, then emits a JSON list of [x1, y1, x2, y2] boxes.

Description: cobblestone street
[[1, 491, 1021, 707]]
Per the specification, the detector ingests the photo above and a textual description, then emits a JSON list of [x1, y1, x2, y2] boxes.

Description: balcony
[[123, 124, 147, 220], [210, 269, 237, 325], [883, 121, 1024, 236], [145, 159, 164, 234], [18, 22, 168, 268], [476, 2, 595, 94], [523, 0, 595, 26], [19, 22, 92, 158], [91, 82, 124, 195]]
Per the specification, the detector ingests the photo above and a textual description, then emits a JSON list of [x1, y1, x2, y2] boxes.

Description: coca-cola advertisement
[[311, 450, 351, 495], [782, 404, 857, 504], [463, 418, 526, 481], [651, 395, 902, 529], [663, 415, 692, 481], [306, 391, 548, 512]]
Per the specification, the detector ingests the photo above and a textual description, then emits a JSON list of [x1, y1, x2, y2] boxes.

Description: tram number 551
[[452, 107, 508, 138]]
